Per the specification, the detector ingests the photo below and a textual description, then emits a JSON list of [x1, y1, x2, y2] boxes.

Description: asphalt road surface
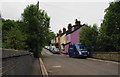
[[42, 49, 119, 75], [2, 55, 41, 75]]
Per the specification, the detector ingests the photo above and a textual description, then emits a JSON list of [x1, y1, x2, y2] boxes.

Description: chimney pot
[[63, 28, 66, 33], [68, 23, 72, 32], [75, 19, 81, 25], [59, 30, 62, 34]]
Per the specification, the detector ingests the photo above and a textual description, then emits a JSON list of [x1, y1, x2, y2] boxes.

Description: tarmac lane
[[41, 49, 119, 76]]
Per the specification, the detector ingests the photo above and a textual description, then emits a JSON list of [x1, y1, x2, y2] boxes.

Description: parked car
[[44, 46, 48, 49], [44, 46, 50, 50], [49, 46, 55, 51], [49, 46, 60, 54], [68, 44, 89, 58], [52, 48, 60, 54]]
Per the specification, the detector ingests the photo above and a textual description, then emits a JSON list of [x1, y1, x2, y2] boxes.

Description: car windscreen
[[76, 46, 85, 50]]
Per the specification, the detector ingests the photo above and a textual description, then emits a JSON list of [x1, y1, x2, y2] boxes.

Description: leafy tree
[[45, 31, 55, 46], [2, 2, 54, 57], [79, 24, 98, 52], [22, 2, 50, 57], [100, 1, 120, 51], [79, 1, 120, 52], [2, 19, 15, 43], [3, 27, 27, 49], [2, 18, 27, 50], [0, 17, 2, 48]]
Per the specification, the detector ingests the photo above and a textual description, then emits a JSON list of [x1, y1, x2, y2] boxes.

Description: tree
[[0, 17, 2, 48], [2, 2, 52, 57], [22, 2, 50, 57], [45, 31, 55, 46], [100, 1, 120, 51], [2, 19, 15, 43], [3, 27, 27, 49], [2, 19, 27, 50], [79, 24, 98, 52]]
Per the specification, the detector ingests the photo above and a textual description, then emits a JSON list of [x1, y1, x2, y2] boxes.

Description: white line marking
[[39, 58, 49, 77], [88, 58, 120, 64], [52, 65, 61, 68]]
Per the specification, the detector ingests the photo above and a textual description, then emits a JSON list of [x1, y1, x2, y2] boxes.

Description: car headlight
[[88, 52, 89, 54], [79, 52, 82, 55]]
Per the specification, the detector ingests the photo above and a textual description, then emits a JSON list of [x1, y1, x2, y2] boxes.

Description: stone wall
[[2, 49, 30, 59], [90, 52, 120, 62]]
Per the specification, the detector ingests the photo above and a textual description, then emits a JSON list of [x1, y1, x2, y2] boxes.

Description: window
[[76, 46, 85, 50], [74, 47, 77, 52]]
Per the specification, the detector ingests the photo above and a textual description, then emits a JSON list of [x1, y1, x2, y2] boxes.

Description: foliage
[[2, 19, 27, 50], [100, 1, 120, 51], [45, 31, 55, 46], [2, 2, 55, 58], [22, 3, 51, 57], [0, 17, 2, 48], [3, 27, 27, 49], [79, 1, 120, 52], [79, 24, 98, 52]]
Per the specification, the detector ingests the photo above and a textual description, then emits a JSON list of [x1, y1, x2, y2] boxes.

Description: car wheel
[[68, 53, 72, 57], [82, 57, 87, 59]]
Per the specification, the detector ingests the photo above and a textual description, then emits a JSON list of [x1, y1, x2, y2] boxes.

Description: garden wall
[[2, 49, 30, 58], [90, 52, 120, 62]]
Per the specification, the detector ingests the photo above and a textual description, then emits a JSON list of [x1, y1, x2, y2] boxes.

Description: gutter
[[39, 58, 49, 77]]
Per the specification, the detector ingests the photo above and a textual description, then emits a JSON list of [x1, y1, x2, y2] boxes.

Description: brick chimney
[[68, 23, 72, 32], [63, 28, 66, 34], [75, 19, 81, 25], [59, 30, 62, 35]]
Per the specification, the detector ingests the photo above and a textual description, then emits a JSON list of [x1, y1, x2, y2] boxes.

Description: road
[[2, 55, 41, 75], [41, 49, 119, 76]]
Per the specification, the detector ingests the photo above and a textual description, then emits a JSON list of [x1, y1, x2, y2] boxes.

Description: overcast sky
[[0, 0, 115, 33]]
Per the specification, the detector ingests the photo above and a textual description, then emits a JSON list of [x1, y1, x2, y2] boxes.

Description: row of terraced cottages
[[51, 19, 85, 54]]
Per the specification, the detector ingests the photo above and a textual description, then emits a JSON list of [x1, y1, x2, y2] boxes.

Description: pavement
[[2, 55, 42, 75], [41, 49, 119, 75]]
